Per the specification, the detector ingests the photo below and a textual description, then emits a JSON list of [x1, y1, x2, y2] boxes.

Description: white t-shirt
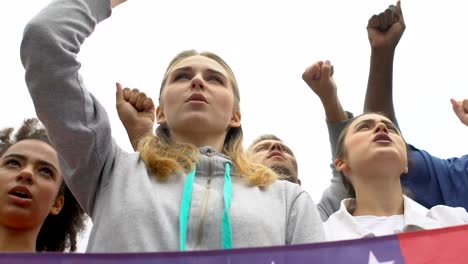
[[353, 215, 405, 236], [324, 196, 468, 241]]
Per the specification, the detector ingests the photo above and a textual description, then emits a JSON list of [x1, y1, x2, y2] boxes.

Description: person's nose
[[16, 166, 34, 185], [191, 74, 206, 90], [269, 143, 284, 152], [374, 122, 389, 134]]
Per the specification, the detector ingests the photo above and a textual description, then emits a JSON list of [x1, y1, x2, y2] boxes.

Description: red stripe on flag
[[398, 224, 468, 264]]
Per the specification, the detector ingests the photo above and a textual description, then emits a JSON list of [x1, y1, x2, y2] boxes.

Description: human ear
[[334, 158, 349, 174], [156, 106, 166, 125], [49, 195, 64, 216], [229, 111, 241, 128]]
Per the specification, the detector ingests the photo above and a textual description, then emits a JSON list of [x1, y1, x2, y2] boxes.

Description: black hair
[[0, 118, 87, 252]]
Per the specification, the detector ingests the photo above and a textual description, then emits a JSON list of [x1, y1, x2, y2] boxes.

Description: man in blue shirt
[[363, 1, 468, 210]]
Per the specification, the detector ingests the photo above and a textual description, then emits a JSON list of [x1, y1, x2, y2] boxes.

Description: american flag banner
[[1, 224, 468, 264]]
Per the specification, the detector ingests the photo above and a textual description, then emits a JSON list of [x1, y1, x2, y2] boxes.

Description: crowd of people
[[1, 0, 467, 253]]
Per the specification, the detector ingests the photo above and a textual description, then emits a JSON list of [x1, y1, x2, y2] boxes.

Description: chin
[[270, 164, 293, 176], [3, 215, 37, 229], [174, 118, 208, 129], [173, 118, 228, 134], [370, 149, 404, 160]]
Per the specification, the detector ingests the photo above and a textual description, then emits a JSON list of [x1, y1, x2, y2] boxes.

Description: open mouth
[[11, 192, 30, 199], [186, 93, 208, 103], [8, 186, 32, 199], [373, 133, 392, 142]]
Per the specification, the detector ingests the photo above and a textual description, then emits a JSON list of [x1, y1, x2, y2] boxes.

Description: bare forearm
[[111, 0, 127, 8], [364, 49, 396, 122], [321, 96, 348, 123], [125, 126, 153, 151]]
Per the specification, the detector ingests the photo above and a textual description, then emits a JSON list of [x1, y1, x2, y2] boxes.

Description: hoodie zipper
[[196, 149, 213, 248]]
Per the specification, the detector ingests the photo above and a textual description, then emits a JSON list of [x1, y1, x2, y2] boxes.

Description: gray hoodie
[[21, 0, 324, 252]]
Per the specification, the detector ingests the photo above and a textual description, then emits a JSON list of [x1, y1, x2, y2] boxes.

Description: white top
[[354, 215, 404, 236], [325, 195, 468, 241]]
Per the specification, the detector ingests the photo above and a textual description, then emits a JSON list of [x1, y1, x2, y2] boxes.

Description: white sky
[[2, 0, 468, 252]]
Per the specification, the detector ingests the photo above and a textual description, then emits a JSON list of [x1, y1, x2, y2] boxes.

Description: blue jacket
[[403, 145, 468, 209]]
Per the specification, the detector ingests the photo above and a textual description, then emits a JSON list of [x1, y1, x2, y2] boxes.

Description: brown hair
[[0, 118, 87, 252], [138, 50, 277, 186], [334, 112, 411, 198]]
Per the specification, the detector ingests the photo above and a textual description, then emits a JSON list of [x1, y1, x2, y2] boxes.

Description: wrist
[[319, 94, 340, 106], [371, 46, 396, 57], [126, 125, 153, 139], [322, 100, 348, 123]]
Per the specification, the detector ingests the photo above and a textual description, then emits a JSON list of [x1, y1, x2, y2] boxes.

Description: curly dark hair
[[0, 118, 87, 252]]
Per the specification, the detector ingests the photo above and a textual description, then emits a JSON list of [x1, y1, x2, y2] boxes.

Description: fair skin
[[115, 92, 300, 184], [111, 0, 127, 8], [302, 60, 348, 122], [0, 140, 64, 252], [334, 114, 408, 217], [116, 84, 155, 150], [117, 55, 241, 152], [451, 98, 468, 126], [248, 139, 300, 184]]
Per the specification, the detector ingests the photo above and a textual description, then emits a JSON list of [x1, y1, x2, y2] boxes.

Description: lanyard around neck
[[179, 163, 233, 251]]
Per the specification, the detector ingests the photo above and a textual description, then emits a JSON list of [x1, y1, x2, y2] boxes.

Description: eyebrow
[[172, 67, 226, 78], [205, 68, 226, 78], [3, 153, 59, 173], [172, 66, 193, 74]]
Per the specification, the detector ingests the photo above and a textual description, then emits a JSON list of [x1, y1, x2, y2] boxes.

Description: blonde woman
[[21, 0, 324, 252]]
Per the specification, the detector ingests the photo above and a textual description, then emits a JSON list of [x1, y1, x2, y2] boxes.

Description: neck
[[351, 170, 404, 217], [0, 226, 38, 252], [173, 131, 226, 152]]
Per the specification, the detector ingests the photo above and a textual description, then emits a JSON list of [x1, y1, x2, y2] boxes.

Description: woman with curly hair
[[0, 118, 87, 252]]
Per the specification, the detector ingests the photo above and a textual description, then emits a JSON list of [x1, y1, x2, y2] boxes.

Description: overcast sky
[[3, 0, 468, 251]]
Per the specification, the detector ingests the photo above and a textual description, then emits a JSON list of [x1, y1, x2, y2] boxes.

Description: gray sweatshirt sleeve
[[20, 0, 114, 215], [316, 113, 353, 221], [287, 191, 325, 244]]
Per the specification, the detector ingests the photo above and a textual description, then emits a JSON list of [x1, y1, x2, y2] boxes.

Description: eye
[[173, 73, 191, 82], [255, 145, 268, 152], [387, 125, 399, 133], [4, 159, 21, 168], [356, 123, 370, 131], [207, 75, 224, 85], [284, 148, 293, 155], [38, 167, 54, 178]]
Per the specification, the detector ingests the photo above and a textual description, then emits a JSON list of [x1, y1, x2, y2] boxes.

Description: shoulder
[[427, 205, 468, 226], [255, 180, 314, 208], [270, 180, 306, 198], [324, 199, 361, 241]]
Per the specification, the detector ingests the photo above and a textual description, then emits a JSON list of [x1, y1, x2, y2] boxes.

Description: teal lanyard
[[179, 163, 233, 251]]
